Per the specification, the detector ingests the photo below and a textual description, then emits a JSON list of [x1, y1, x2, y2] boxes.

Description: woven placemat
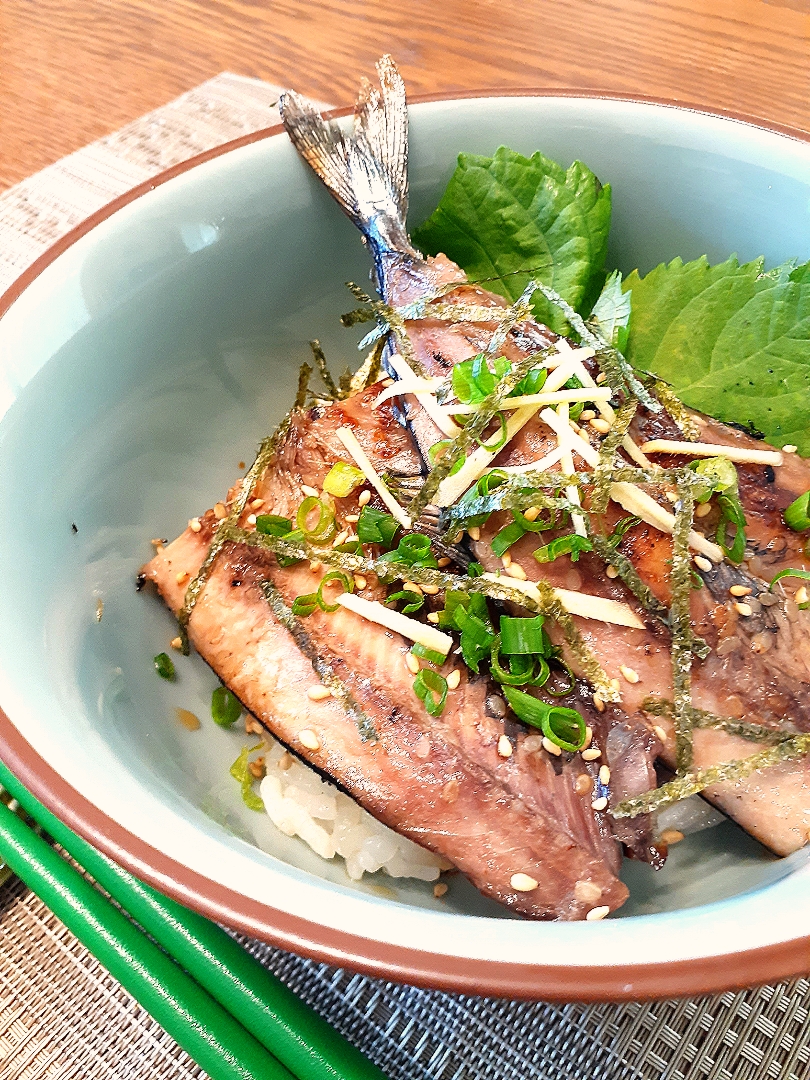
[[1, 72, 810, 1080]]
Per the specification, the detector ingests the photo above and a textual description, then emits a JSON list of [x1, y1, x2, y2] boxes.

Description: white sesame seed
[[406, 653, 421, 674], [591, 796, 608, 812], [189, 518, 202, 533], [307, 685, 332, 702], [467, 526, 481, 541], [729, 584, 752, 597], [783, 444, 798, 453], [522, 505, 542, 522], [277, 751, 293, 771], [574, 880, 603, 903], [309, 560, 323, 572], [653, 725, 668, 744], [664, 490, 679, 505], [575, 774, 592, 796], [437, 557, 452, 568], [579, 410, 596, 422], [433, 882, 448, 898], [606, 565, 619, 579], [734, 602, 753, 617], [619, 664, 640, 684], [796, 586, 809, 606], [505, 563, 528, 580], [583, 726, 593, 749], [176, 571, 189, 585], [582, 747, 602, 761], [590, 417, 612, 434], [299, 728, 321, 750], [501, 552, 512, 569], [345, 513, 359, 523], [421, 583, 441, 595], [694, 555, 712, 572], [586, 905, 610, 921], [446, 669, 461, 690], [403, 581, 423, 595], [659, 828, 685, 845], [301, 485, 319, 498], [599, 765, 611, 785], [249, 498, 265, 511], [523, 734, 544, 753], [542, 736, 562, 757], [213, 502, 228, 520], [353, 574, 367, 590], [497, 735, 513, 758], [510, 873, 539, 892], [595, 372, 607, 384], [332, 529, 350, 547], [246, 514, 257, 526], [358, 490, 371, 506], [695, 502, 712, 518], [592, 694, 605, 713], [610, 678, 621, 696], [427, 612, 440, 624], [170, 636, 182, 651]]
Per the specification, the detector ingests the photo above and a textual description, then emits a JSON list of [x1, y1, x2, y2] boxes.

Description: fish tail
[[279, 56, 418, 264]]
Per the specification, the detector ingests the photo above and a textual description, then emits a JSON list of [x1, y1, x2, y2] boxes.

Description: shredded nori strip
[[309, 340, 338, 399], [294, 362, 312, 410], [347, 281, 429, 378], [260, 579, 377, 741], [643, 377, 701, 441], [531, 281, 660, 413], [612, 734, 810, 819], [641, 698, 791, 744], [670, 482, 696, 772], [231, 525, 617, 701]]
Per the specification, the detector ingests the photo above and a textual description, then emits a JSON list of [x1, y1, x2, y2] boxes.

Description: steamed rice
[[259, 738, 449, 881]]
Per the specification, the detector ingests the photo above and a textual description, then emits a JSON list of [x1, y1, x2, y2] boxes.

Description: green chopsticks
[[0, 759, 387, 1080]]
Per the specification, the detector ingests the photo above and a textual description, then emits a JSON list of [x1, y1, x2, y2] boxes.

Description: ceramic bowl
[[2, 92, 810, 1000]]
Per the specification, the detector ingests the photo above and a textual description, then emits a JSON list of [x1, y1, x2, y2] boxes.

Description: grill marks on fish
[[142, 390, 629, 919]]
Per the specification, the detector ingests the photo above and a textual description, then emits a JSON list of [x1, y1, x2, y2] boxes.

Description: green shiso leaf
[[590, 269, 632, 349], [412, 146, 611, 333], [623, 254, 810, 454]]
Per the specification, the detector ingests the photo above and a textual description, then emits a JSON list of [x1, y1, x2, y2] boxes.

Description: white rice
[[259, 738, 448, 881]]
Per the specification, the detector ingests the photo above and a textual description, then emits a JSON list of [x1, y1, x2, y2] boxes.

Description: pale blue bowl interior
[[1, 96, 809, 922]]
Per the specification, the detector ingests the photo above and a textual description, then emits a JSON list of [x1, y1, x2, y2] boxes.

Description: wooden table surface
[[0, 0, 809, 192]]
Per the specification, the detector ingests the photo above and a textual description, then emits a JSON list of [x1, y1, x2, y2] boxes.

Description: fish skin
[[142, 387, 629, 919]]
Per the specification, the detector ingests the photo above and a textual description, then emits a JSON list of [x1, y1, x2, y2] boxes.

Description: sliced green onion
[[452, 353, 511, 404], [378, 532, 438, 569], [229, 743, 265, 811], [716, 493, 747, 563], [499, 615, 547, 655], [296, 496, 337, 543], [491, 520, 527, 557], [606, 515, 641, 549], [333, 540, 363, 555], [356, 505, 400, 547], [475, 411, 508, 452], [255, 514, 293, 536], [153, 653, 175, 681], [785, 491, 810, 531], [511, 366, 547, 397], [533, 534, 594, 564], [322, 461, 366, 497], [502, 687, 587, 751], [385, 589, 424, 614], [770, 567, 810, 589], [428, 441, 465, 476], [413, 669, 448, 717], [291, 592, 320, 616], [211, 686, 241, 727], [510, 507, 554, 533], [316, 570, 354, 612], [411, 642, 447, 666], [453, 605, 495, 673], [467, 561, 485, 578], [489, 637, 537, 686], [275, 528, 306, 567]]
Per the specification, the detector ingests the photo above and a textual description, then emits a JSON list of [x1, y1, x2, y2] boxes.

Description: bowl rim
[[2, 87, 810, 1002]]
